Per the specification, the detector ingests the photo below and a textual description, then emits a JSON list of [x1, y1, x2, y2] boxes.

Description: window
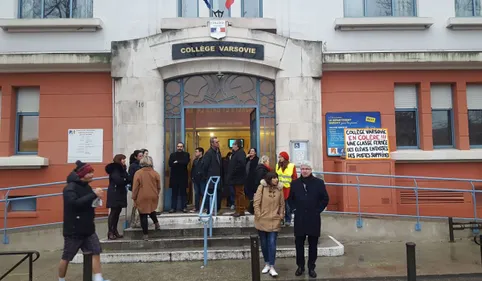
[[179, 0, 198, 17], [19, 0, 93, 19], [8, 196, 37, 212], [467, 85, 482, 146], [431, 85, 454, 147], [16, 88, 40, 154], [395, 85, 419, 148], [242, 0, 262, 17], [455, 0, 481, 16], [211, 0, 231, 17], [344, 0, 417, 17]]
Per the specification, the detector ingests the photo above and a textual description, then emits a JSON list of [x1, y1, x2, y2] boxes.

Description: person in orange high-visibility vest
[[275, 151, 297, 226]]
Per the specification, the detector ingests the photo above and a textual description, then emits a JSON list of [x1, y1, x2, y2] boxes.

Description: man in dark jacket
[[202, 137, 223, 213], [191, 147, 206, 212], [227, 139, 247, 217], [168, 142, 190, 213], [58, 160, 110, 281], [289, 161, 329, 279]]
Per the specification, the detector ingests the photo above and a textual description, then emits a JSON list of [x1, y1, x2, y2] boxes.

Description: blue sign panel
[[326, 112, 382, 157]]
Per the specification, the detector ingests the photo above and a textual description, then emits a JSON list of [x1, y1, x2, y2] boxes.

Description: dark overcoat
[[105, 162, 129, 208], [227, 149, 247, 185], [168, 151, 190, 187], [289, 175, 330, 237]]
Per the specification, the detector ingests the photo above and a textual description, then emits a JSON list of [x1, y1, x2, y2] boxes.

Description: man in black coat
[[288, 161, 329, 278], [202, 137, 223, 212], [168, 142, 190, 213], [227, 139, 247, 217], [59, 160, 109, 281]]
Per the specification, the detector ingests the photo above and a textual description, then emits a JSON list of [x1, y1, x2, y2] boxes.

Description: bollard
[[83, 252, 93, 281], [250, 235, 260, 281], [406, 242, 416, 281], [448, 217, 455, 243]]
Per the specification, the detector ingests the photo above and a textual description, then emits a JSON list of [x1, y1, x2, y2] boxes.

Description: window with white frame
[[467, 85, 482, 146], [395, 85, 419, 148], [16, 88, 40, 154], [344, 0, 417, 17], [431, 85, 454, 147], [242, 0, 262, 17], [455, 0, 481, 17], [19, 0, 93, 19]]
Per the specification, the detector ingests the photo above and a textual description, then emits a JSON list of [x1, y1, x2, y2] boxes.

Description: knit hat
[[75, 160, 94, 178], [279, 151, 289, 161]]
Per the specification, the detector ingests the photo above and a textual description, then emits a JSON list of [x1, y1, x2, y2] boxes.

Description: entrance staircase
[[72, 212, 344, 264]]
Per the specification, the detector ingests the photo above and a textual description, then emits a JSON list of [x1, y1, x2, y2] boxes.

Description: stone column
[[111, 38, 165, 217], [275, 39, 323, 172]]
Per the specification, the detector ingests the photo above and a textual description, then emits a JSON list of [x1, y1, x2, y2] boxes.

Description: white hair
[[300, 160, 313, 169], [140, 156, 154, 167], [259, 155, 269, 164]]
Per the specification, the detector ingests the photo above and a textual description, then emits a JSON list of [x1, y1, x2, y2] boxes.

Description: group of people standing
[[253, 158, 330, 278], [167, 136, 330, 278], [58, 138, 330, 281]]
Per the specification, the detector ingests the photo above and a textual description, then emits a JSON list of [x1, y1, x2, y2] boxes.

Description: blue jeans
[[193, 181, 206, 211], [258, 231, 278, 266], [196, 180, 208, 211], [285, 200, 292, 223]]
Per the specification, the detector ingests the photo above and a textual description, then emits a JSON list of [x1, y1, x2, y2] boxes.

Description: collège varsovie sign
[[171, 20, 264, 61]]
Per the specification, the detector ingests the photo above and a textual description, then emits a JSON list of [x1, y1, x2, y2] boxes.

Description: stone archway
[[111, 26, 323, 211]]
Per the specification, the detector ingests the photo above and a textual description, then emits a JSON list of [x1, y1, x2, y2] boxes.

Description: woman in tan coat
[[132, 156, 161, 240], [253, 172, 285, 277]]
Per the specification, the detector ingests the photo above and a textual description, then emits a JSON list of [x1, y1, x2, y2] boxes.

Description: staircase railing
[[198, 176, 221, 267], [0, 250, 40, 281]]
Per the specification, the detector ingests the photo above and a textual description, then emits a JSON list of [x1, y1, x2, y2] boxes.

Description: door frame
[[181, 104, 260, 151]]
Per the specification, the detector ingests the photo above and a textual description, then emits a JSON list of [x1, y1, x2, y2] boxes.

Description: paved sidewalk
[[1, 240, 482, 280]]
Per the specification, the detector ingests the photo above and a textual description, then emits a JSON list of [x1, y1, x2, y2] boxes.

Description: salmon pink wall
[[0, 73, 112, 227], [322, 70, 482, 217]]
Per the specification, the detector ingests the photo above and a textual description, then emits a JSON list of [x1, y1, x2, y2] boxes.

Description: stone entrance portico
[[111, 23, 323, 211]]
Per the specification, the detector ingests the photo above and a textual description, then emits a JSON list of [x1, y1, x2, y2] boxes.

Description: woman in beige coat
[[253, 172, 285, 277], [132, 156, 161, 240]]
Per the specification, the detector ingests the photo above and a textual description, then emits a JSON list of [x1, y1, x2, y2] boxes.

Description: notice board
[[344, 128, 390, 160], [326, 112, 381, 157]]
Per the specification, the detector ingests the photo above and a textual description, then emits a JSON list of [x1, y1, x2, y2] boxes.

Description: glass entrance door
[[164, 74, 276, 211]]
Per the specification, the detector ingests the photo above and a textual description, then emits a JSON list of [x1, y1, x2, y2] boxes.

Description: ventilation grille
[[400, 190, 465, 205]]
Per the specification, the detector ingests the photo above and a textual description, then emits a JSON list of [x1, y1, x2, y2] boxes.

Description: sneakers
[[269, 267, 278, 277], [262, 265, 278, 277]]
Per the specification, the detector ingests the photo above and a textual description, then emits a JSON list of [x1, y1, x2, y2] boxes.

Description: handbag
[[247, 186, 264, 215]]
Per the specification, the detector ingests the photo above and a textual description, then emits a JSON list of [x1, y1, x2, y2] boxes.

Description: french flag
[[225, 0, 234, 9], [203, 0, 235, 10]]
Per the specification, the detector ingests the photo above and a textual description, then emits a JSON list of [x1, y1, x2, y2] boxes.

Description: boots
[[114, 229, 124, 239], [107, 231, 117, 240]]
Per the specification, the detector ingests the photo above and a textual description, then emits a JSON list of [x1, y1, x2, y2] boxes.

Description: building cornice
[[323, 50, 482, 71], [0, 52, 111, 73]]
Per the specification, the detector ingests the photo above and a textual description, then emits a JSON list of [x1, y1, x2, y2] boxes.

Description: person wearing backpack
[[253, 172, 285, 277], [190, 147, 206, 213]]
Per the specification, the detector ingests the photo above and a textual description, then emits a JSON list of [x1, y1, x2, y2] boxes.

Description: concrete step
[[101, 234, 316, 251], [151, 212, 275, 226], [123, 224, 294, 239], [72, 235, 344, 264]]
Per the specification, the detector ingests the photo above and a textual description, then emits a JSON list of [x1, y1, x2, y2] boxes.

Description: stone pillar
[[275, 39, 323, 172], [111, 38, 165, 216]]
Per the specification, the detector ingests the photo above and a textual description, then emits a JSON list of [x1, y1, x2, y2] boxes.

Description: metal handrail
[[0, 250, 40, 281], [198, 176, 220, 268], [1, 187, 110, 245], [3, 170, 482, 246]]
